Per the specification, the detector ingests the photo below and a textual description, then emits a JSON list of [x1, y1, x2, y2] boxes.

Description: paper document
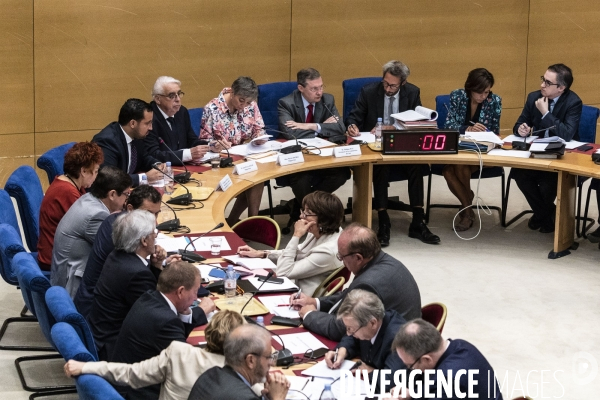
[[186, 236, 231, 251], [565, 140, 587, 150], [302, 359, 355, 379], [391, 106, 438, 121], [353, 132, 376, 143], [156, 234, 189, 252], [250, 134, 272, 143], [534, 136, 565, 143], [488, 149, 531, 158], [198, 152, 221, 162], [309, 147, 334, 157], [503, 134, 538, 144], [257, 295, 300, 318], [463, 131, 504, 144], [247, 276, 299, 292], [223, 255, 277, 270], [529, 143, 549, 152], [297, 138, 337, 148], [254, 154, 279, 164], [273, 332, 327, 355]]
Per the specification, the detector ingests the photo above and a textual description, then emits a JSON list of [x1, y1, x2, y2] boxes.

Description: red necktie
[[306, 104, 314, 123]]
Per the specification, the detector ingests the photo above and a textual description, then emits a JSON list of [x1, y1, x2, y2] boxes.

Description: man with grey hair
[[324, 289, 407, 394], [391, 319, 502, 399], [88, 209, 178, 361], [345, 60, 440, 247], [187, 324, 290, 400], [146, 76, 209, 165]]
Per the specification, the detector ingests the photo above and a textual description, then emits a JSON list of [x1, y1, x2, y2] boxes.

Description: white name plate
[[233, 160, 258, 175], [276, 152, 305, 166], [216, 174, 233, 192], [333, 145, 362, 158]]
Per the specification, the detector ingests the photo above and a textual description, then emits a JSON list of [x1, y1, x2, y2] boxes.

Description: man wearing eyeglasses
[[512, 64, 582, 234], [390, 319, 502, 399], [277, 68, 351, 231], [145, 76, 209, 165], [188, 324, 290, 400], [93, 98, 163, 187], [346, 60, 440, 247]]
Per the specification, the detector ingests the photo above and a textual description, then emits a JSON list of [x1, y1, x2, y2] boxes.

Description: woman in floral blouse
[[200, 76, 268, 225], [443, 68, 502, 231]]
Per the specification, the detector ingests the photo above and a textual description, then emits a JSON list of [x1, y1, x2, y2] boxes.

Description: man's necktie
[[128, 143, 137, 174], [386, 97, 395, 125], [166, 116, 175, 131], [544, 99, 555, 138], [306, 104, 314, 124]]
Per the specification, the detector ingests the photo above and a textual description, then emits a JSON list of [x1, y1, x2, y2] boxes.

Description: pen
[[333, 348, 339, 363], [301, 379, 309, 391], [289, 288, 302, 310], [276, 304, 290, 307], [350, 360, 362, 370]]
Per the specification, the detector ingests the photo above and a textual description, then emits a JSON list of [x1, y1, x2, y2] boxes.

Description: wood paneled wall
[[1, 0, 599, 187]]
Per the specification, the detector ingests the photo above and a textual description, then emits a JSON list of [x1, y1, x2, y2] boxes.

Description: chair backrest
[[435, 95, 451, 129], [36, 142, 76, 185], [0, 189, 21, 234], [0, 223, 27, 286], [578, 105, 600, 143], [421, 302, 448, 333], [75, 373, 125, 400], [323, 277, 345, 296], [342, 77, 380, 123], [14, 252, 54, 346], [311, 265, 350, 297], [46, 286, 99, 360], [51, 322, 97, 362], [257, 82, 298, 138], [5, 165, 44, 251], [232, 216, 281, 249], [188, 107, 204, 136]]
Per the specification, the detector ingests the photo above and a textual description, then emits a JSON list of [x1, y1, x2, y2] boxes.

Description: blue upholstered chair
[[37, 142, 76, 185], [46, 286, 99, 360], [188, 107, 204, 136], [51, 322, 97, 363], [76, 374, 124, 400], [425, 95, 505, 224], [5, 165, 44, 252], [575, 105, 600, 237], [341, 77, 380, 122]]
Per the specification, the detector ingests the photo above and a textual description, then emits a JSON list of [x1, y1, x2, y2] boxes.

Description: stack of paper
[[272, 332, 327, 355], [257, 295, 300, 318], [223, 255, 277, 270], [503, 134, 538, 144]]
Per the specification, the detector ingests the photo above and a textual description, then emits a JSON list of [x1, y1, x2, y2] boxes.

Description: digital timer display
[[382, 129, 459, 155]]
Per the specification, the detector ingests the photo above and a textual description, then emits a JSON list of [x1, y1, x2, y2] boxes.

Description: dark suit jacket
[[345, 81, 422, 131], [303, 251, 421, 341], [145, 102, 206, 165], [74, 212, 121, 319], [92, 121, 159, 186], [188, 365, 261, 400], [277, 90, 345, 139], [513, 89, 582, 141], [338, 310, 407, 393], [111, 289, 207, 400], [87, 250, 160, 361]]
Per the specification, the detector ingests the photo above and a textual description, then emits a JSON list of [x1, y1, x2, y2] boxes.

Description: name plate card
[[276, 152, 305, 166], [216, 174, 233, 192], [233, 160, 258, 175], [333, 145, 362, 158]]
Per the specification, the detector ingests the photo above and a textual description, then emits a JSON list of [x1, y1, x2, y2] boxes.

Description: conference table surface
[[172, 144, 600, 258]]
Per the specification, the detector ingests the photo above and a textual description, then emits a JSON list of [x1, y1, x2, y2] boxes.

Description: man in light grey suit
[[277, 68, 350, 230], [290, 223, 422, 341], [51, 165, 132, 297]]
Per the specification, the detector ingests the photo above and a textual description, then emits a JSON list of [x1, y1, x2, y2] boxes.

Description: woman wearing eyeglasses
[[200, 76, 268, 226], [443, 68, 502, 231], [238, 191, 344, 296]]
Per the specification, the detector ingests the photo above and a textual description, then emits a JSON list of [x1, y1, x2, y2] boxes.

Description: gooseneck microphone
[[152, 162, 192, 205], [158, 138, 192, 183], [156, 201, 181, 232], [239, 271, 274, 315], [178, 222, 224, 262], [320, 102, 348, 144], [217, 140, 234, 167], [264, 127, 301, 154], [512, 126, 556, 150]]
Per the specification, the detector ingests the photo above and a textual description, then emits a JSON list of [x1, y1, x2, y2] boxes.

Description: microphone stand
[[178, 222, 224, 262], [152, 163, 193, 205], [156, 201, 188, 232], [158, 138, 193, 183], [512, 126, 556, 150], [321, 102, 348, 144], [217, 140, 234, 168]]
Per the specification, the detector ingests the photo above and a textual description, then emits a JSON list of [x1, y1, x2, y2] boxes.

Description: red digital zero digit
[[434, 134, 446, 150], [422, 135, 434, 150]]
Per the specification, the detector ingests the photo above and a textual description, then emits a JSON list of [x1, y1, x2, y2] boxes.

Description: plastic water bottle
[[224, 265, 237, 298], [319, 384, 336, 400], [164, 162, 174, 195], [375, 118, 383, 148], [256, 316, 265, 327], [140, 174, 148, 186]]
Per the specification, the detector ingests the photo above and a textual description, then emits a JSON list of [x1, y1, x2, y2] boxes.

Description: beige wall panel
[[527, 1, 600, 105], [34, 0, 291, 133], [0, 1, 33, 135], [499, 108, 524, 135], [0, 134, 35, 187], [291, 0, 528, 111]]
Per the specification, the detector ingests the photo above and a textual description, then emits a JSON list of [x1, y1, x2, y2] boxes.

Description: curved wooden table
[[173, 147, 600, 258]]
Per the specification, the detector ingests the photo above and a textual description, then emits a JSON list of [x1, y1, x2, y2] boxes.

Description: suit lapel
[[294, 91, 306, 123], [376, 84, 385, 120], [551, 92, 568, 117], [314, 99, 324, 123]]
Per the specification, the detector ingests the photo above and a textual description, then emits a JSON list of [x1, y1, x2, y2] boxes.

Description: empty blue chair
[[76, 374, 124, 400], [5, 166, 44, 252], [51, 322, 96, 363], [257, 81, 297, 136], [188, 107, 204, 136], [435, 95, 451, 129], [341, 77, 380, 123], [575, 105, 600, 237], [37, 142, 76, 185]]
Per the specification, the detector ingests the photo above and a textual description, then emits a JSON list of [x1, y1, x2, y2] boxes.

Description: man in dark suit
[[513, 63, 582, 233], [187, 324, 289, 400], [277, 68, 351, 227], [291, 223, 421, 341], [74, 185, 162, 318], [346, 60, 440, 246], [145, 76, 209, 165], [92, 98, 162, 187], [111, 261, 212, 400], [87, 210, 181, 361], [325, 289, 407, 394]]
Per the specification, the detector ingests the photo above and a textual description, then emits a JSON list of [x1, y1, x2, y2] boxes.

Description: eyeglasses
[[345, 323, 364, 336], [119, 190, 131, 199], [159, 91, 185, 100], [382, 80, 402, 90], [303, 84, 325, 93], [250, 351, 279, 363], [540, 76, 559, 87], [300, 209, 317, 218], [336, 252, 357, 261], [407, 353, 426, 370]]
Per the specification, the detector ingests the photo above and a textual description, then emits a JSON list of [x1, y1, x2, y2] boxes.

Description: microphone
[[158, 138, 192, 183], [320, 101, 348, 144], [264, 127, 302, 155], [217, 140, 234, 168], [240, 271, 273, 315], [152, 162, 192, 205], [179, 222, 224, 262], [512, 126, 556, 150], [156, 201, 181, 232]]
